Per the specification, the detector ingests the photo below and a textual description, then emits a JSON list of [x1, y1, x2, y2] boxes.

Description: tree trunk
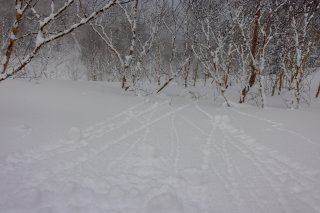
[[239, 0, 261, 103], [278, 72, 284, 95], [156, 46, 161, 86], [1, 1, 24, 74], [316, 82, 320, 98], [157, 77, 174, 93], [193, 60, 198, 86], [184, 57, 190, 88], [224, 73, 229, 88], [271, 73, 279, 96], [240, 71, 257, 103], [204, 71, 209, 86], [259, 74, 266, 108], [122, 75, 128, 90]]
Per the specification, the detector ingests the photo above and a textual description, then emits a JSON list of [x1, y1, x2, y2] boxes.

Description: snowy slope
[[0, 79, 320, 213]]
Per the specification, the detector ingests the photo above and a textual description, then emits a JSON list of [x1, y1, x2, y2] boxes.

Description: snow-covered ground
[[0, 78, 319, 213]]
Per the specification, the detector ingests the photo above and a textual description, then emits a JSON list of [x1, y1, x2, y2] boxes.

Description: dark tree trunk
[[316, 82, 320, 98]]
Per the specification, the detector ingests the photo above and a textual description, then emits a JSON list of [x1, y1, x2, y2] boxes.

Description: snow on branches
[[0, 0, 124, 82]]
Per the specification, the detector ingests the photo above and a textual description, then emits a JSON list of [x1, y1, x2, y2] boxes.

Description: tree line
[[1, 0, 319, 108]]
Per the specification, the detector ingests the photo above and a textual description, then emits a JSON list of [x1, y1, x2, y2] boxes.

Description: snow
[[80, 18, 89, 24], [1, 56, 7, 65], [31, 8, 40, 19], [36, 31, 45, 47], [15, 1, 23, 15], [40, 13, 55, 29], [10, 32, 16, 40], [67, 127, 82, 141], [0, 77, 320, 213], [147, 192, 184, 213], [125, 55, 133, 66], [0, 73, 7, 80]]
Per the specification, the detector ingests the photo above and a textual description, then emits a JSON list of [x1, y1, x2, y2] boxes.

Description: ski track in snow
[[1, 98, 320, 213], [2, 100, 169, 171], [220, 116, 320, 212], [195, 104, 320, 212], [195, 104, 246, 212], [230, 108, 318, 148], [0, 99, 191, 212], [170, 114, 181, 175]]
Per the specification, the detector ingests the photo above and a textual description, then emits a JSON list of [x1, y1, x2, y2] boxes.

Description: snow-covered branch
[[0, 0, 121, 82]]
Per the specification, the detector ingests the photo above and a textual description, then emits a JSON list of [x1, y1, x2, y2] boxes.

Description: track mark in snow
[[231, 108, 318, 147], [82, 101, 160, 140], [105, 100, 161, 171], [2, 95, 319, 213], [0, 102, 190, 191], [195, 104, 247, 211], [218, 116, 286, 212], [1, 101, 145, 168], [193, 103, 320, 212], [194, 103, 218, 171], [1, 101, 164, 170], [106, 127, 150, 171], [218, 115, 320, 212], [0, 101, 191, 208], [170, 114, 181, 175]]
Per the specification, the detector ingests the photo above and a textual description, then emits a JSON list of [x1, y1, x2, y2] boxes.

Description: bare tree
[[0, 0, 129, 82], [279, 0, 319, 108], [236, 0, 287, 107], [91, 0, 140, 90]]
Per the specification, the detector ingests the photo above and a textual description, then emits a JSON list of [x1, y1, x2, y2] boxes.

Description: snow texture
[[36, 31, 45, 47], [0, 77, 319, 213]]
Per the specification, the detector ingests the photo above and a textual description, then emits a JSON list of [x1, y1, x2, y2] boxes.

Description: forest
[[0, 0, 320, 108], [1, 1, 320, 213]]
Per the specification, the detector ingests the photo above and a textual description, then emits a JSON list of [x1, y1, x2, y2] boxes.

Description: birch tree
[[91, 0, 140, 90], [0, 0, 128, 82], [236, 0, 287, 107], [190, 0, 237, 106], [281, 0, 319, 108]]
